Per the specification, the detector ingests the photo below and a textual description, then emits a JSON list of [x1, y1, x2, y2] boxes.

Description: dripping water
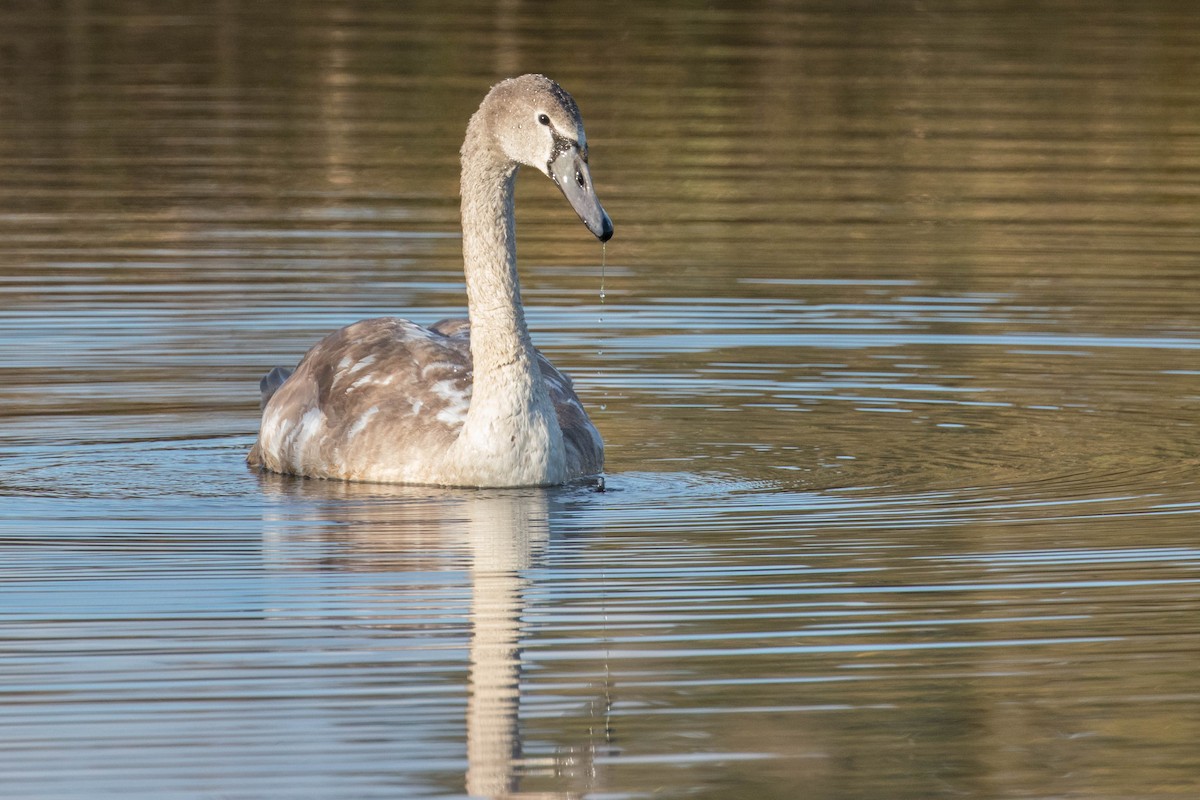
[[598, 241, 607, 412]]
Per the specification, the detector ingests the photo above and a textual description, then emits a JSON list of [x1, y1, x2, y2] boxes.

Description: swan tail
[[259, 366, 294, 410]]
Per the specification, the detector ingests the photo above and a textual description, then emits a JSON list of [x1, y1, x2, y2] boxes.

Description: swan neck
[[459, 120, 543, 398]]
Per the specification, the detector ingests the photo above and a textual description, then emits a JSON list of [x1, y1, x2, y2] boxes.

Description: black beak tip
[[598, 213, 614, 243]]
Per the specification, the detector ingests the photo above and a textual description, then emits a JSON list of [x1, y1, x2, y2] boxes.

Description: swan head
[[481, 74, 614, 242]]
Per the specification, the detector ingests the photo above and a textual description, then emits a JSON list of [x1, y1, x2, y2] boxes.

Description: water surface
[[3, 2, 1200, 798]]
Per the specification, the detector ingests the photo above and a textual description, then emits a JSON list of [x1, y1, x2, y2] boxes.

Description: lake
[[2, 1, 1199, 798]]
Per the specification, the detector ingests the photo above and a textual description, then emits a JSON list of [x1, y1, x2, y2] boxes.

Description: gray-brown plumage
[[248, 75, 612, 486]]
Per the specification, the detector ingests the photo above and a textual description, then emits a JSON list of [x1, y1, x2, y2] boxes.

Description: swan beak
[[549, 148, 614, 242]]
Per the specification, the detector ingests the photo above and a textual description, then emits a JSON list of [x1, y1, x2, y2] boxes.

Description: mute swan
[[248, 74, 613, 487]]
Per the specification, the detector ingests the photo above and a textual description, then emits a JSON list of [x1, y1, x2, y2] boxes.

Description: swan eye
[[575, 169, 586, 189], [537, 113, 551, 126]]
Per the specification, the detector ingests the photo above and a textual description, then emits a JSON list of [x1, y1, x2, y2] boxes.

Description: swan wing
[[249, 316, 602, 481], [249, 317, 472, 480], [535, 351, 604, 477]]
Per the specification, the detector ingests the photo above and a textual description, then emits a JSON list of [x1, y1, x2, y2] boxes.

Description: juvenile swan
[[248, 75, 613, 487]]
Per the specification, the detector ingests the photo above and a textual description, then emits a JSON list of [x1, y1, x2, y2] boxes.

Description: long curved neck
[[459, 116, 552, 420]]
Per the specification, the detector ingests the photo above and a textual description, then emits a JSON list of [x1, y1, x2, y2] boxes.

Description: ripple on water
[[2, 0, 1200, 796], [3, 295, 1198, 796]]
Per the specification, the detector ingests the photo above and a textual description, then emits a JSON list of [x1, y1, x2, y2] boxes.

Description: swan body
[[248, 75, 612, 487]]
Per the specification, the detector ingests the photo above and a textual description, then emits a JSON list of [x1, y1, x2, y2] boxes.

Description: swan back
[[249, 319, 472, 483], [248, 317, 602, 484]]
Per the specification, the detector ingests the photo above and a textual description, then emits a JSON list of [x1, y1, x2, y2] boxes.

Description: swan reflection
[[464, 489, 546, 797], [257, 476, 607, 798]]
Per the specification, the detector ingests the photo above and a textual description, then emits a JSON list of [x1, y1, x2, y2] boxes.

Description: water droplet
[[593, 242, 610, 420]]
